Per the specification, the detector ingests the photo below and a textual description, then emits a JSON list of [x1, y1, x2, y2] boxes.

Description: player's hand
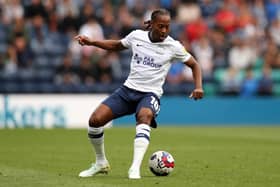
[[74, 35, 91, 46], [189, 88, 204, 100]]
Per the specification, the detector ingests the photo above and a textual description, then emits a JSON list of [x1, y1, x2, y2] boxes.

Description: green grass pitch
[[0, 126, 280, 187]]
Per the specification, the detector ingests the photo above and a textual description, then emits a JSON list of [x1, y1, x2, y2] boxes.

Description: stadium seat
[[21, 82, 41, 93], [273, 83, 280, 96], [253, 57, 264, 70], [163, 82, 194, 95], [271, 69, 280, 82], [253, 69, 262, 79], [3, 82, 20, 93], [1, 73, 19, 83], [214, 68, 226, 83], [17, 70, 36, 83], [203, 83, 217, 96], [214, 68, 252, 83], [34, 69, 55, 83], [38, 83, 57, 93], [33, 55, 50, 68], [0, 43, 7, 54]]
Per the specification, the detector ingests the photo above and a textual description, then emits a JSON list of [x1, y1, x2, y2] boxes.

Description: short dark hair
[[151, 9, 170, 21], [144, 9, 170, 30]]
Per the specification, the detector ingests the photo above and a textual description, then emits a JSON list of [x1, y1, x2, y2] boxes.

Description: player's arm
[[75, 35, 127, 51], [184, 56, 204, 100]]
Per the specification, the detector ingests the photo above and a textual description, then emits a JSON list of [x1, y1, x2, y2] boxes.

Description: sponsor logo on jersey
[[133, 53, 162, 68]]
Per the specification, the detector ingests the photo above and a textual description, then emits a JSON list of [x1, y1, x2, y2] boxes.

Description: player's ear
[[144, 20, 152, 30]]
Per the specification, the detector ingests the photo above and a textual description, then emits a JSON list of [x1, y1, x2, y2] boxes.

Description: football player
[[75, 8, 204, 179]]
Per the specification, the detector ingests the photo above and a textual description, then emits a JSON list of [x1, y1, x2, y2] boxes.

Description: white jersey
[[121, 29, 191, 98]]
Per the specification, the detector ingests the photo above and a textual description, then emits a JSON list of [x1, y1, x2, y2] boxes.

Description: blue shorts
[[102, 85, 160, 128]]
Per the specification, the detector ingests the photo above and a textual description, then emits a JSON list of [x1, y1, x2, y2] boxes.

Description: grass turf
[[0, 126, 280, 187]]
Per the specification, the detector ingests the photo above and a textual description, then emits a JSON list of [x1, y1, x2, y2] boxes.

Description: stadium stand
[[0, 0, 280, 97]]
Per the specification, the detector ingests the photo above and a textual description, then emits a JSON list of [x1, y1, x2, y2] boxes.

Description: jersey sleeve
[[172, 41, 192, 62], [120, 30, 136, 48]]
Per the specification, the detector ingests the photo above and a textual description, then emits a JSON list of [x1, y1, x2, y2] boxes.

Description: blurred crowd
[[0, 0, 280, 97]]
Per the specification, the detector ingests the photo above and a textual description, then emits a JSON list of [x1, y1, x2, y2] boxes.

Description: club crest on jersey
[[133, 53, 162, 68]]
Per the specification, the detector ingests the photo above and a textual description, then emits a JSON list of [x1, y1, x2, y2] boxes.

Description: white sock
[[130, 124, 151, 171], [88, 126, 108, 166]]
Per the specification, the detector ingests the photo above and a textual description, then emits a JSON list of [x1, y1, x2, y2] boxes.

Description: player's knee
[[88, 113, 104, 127], [137, 111, 154, 125]]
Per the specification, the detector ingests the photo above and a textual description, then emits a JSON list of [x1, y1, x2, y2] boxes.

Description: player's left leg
[[128, 94, 160, 179]]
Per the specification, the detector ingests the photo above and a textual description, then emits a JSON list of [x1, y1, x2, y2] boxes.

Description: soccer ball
[[149, 150, 175, 176]]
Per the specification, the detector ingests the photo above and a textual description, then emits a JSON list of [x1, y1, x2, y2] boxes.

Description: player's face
[[151, 15, 170, 42]]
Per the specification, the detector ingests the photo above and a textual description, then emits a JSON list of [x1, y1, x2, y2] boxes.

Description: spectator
[[9, 17, 29, 43], [265, 0, 280, 24], [58, 0, 80, 32], [100, 3, 118, 39], [28, 14, 48, 67], [79, 15, 105, 57], [77, 54, 95, 86], [240, 66, 259, 97], [269, 18, 280, 47], [199, 0, 221, 27], [2, 0, 24, 24], [214, 2, 237, 33], [24, 0, 48, 21], [93, 54, 113, 84], [235, 1, 254, 29], [191, 36, 214, 80], [209, 26, 229, 68], [54, 53, 79, 86], [76, 0, 95, 27], [107, 52, 122, 82], [251, 0, 268, 30], [67, 29, 82, 64], [0, 7, 10, 54], [258, 65, 273, 96], [166, 62, 185, 84], [0, 0, 279, 96], [13, 32, 33, 69], [118, 5, 138, 38], [185, 17, 208, 43], [228, 32, 257, 70], [264, 39, 280, 68], [45, 12, 69, 63], [274, 52, 280, 69], [3, 45, 18, 75], [0, 53, 4, 70], [57, 0, 79, 20], [159, 0, 178, 18], [44, 0, 56, 17], [128, 0, 146, 21], [199, 0, 221, 18], [177, 2, 201, 24], [220, 67, 241, 95]]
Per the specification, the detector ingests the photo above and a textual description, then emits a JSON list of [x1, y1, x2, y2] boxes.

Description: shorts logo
[[150, 96, 160, 115]]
